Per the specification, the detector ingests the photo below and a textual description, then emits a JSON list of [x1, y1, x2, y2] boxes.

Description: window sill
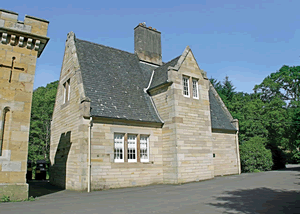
[[61, 101, 70, 109], [0, 150, 11, 162], [112, 161, 154, 164]]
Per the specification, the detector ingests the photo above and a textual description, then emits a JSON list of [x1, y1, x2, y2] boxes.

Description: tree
[[28, 81, 58, 163], [221, 76, 236, 103], [240, 137, 273, 173], [229, 92, 269, 143], [254, 65, 300, 104], [254, 65, 300, 164], [210, 76, 236, 106]]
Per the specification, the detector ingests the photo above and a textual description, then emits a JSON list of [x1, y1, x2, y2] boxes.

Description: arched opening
[[0, 107, 10, 156]]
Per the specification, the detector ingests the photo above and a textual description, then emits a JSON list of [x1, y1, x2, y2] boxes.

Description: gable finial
[[67, 31, 76, 41]]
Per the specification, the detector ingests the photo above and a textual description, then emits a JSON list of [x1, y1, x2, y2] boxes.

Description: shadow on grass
[[208, 187, 300, 214], [28, 181, 64, 198]]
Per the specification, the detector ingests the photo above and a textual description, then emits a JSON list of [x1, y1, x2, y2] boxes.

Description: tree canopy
[[28, 81, 58, 163], [210, 66, 300, 170]]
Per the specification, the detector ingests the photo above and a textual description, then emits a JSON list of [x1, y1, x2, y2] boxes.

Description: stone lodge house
[[50, 23, 241, 191], [0, 9, 49, 200]]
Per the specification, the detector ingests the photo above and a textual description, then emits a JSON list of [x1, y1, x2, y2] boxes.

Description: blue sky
[[2, 0, 299, 93]]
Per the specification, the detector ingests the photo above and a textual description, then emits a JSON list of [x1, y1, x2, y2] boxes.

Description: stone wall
[[212, 131, 239, 176], [151, 48, 215, 184], [169, 49, 214, 183], [0, 9, 49, 200], [151, 86, 178, 184], [89, 120, 163, 190], [50, 32, 88, 191]]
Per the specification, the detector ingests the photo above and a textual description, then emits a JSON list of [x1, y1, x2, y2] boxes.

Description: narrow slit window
[[0, 107, 10, 156], [192, 79, 199, 99], [114, 133, 124, 162], [63, 79, 70, 103], [183, 76, 189, 97], [127, 134, 137, 162], [140, 135, 149, 162]]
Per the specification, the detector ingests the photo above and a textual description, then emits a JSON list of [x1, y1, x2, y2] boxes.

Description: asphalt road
[[1, 165, 299, 214]]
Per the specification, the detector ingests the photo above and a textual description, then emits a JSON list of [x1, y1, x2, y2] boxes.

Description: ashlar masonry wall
[[169, 50, 214, 183], [212, 131, 239, 176], [0, 9, 49, 200], [50, 32, 89, 191], [89, 120, 163, 190], [150, 85, 178, 184], [151, 48, 214, 184]]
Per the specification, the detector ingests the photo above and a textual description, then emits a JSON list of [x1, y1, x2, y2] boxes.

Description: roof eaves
[[90, 115, 163, 126], [148, 80, 173, 92]]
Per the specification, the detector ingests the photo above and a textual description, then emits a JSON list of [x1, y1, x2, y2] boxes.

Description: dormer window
[[183, 76, 190, 97], [63, 79, 70, 103], [192, 79, 199, 99]]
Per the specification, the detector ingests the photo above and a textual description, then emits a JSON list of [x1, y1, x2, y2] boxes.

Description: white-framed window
[[140, 135, 149, 162], [183, 76, 190, 97], [192, 79, 199, 99], [63, 79, 70, 103], [127, 134, 137, 162], [114, 133, 124, 162]]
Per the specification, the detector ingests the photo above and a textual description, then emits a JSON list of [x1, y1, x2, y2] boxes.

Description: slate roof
[[149, 56, 180, 89], [138, 62, 157, 83], [74, 37, 235, 130], [209, 88, 237, 131], [75, 38, 162, 123]]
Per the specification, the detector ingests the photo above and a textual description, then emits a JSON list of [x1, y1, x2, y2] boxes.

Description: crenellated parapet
[[0, 9, 49, 57]]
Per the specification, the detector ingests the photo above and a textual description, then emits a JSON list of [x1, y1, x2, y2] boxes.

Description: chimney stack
[[134, 23, 162, 66]]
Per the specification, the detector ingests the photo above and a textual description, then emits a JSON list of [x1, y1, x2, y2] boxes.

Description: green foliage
[[211, 65, 300, 170], [1, 195, 10, 202], [240, 137, 273, 173], [210, 76, 236, 106], [29, 81, 58, 163], [0, 195, 37, 203], [27, 196, 36, 201], [254, 65, 300, 164]]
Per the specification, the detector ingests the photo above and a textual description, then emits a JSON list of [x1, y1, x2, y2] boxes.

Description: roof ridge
[[75, 38, 135, 56]]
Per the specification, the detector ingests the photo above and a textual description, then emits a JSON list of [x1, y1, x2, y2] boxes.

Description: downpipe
[[88, 116, 92, 192]]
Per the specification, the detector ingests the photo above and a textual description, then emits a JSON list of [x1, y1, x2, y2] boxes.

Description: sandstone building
[[50, 23, 240, 191], [0, 9, 49, 200]]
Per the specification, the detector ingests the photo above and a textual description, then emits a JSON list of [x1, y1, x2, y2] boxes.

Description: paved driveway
[[1, 165, 300, 214]]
